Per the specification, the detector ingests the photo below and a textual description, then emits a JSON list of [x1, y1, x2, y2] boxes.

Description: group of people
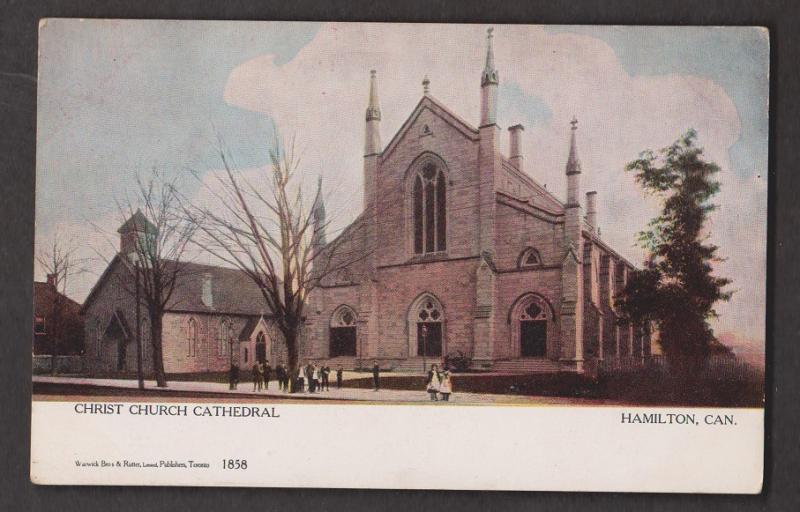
[[228, 361, 342, 393], [425, 364, 453, 401], [294, 362, 344, 393], [228, 360, 454, 401]]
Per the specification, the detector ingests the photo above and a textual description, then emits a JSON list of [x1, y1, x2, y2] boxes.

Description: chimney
[[508, 124, 524, 171], [586, 191, 598, 231], [46, 273, 57, 288], [201, 272, 213, 309]]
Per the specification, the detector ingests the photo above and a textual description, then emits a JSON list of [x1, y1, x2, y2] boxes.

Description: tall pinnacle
[[312, 176, 327, 247], [366, 69, 381, 122], [566, 116, 581, 175], [481, 27, 498, 87]]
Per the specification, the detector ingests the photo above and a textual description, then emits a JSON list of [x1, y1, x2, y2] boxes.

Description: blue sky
[[546, 25, 769, 183]]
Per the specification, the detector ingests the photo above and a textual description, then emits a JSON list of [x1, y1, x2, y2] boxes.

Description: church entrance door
[[520, 320, 547, 357], [255, 332, 267, 364], [417, 322, 442, 357], [330, 327, 357, 357]]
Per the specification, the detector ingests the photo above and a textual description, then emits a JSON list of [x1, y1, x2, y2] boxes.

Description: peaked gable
[[381, 95, 480, 161]]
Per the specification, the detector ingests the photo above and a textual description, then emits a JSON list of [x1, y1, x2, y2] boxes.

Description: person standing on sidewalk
[[426, 364, 441, 401], [263, 360, 271, 391], [295, 366, 305, 393], [372, 362, 380, 391], [336, 366, 343, 389], [321, 365, 330, 391], [439, 369, 453, 401], [252, 362, 262, 391], [229, 362, 239, 390]]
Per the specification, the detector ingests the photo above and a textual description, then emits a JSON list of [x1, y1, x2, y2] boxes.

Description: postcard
[[31, 20, 767, 492]]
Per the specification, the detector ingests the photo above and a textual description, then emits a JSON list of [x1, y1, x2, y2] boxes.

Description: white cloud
[[47, 23, 764, 349]]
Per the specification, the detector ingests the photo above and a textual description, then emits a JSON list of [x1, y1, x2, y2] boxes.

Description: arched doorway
[[511, 294, 553, 358], [255, 332, 267, 364], [330, 306, 357, 357], [408, 294, 444, 357], [105, 310, 132, 372]]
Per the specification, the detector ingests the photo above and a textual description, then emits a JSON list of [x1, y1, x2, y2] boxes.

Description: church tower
[[474, 28, 503, 364], [560, 118, 586, 371], [364, 69, 382, 211]]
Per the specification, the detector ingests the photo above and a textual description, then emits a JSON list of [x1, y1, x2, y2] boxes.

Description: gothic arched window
[[413, 162, 446, 254], [187, 317, 198, 357], [518, 247, 542, 268], [218, 318, 230, 356]]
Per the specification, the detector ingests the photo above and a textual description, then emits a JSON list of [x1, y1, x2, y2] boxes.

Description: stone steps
[[390, 357, 443, 373], [489, 359, 562, 373]]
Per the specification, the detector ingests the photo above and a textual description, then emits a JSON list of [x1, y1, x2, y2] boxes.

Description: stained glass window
[[413, 163, 446, 254]]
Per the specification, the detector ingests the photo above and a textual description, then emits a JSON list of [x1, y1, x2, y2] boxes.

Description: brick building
[[33, 275, 84, 356], [302, 29, 652, 373], [81, 211, 286, 375]]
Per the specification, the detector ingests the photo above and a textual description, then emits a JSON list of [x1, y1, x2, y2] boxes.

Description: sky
[[35, 21, 769, 355]]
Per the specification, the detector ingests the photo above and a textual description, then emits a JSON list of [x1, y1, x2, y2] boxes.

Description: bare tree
[[36, 234, 87, 373], [112, 170, 197, 387], [185, 135, 372, 382]]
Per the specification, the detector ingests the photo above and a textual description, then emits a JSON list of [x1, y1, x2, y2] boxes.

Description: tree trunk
[[149, 313, 168, 387], [285, 328, 299, 392]]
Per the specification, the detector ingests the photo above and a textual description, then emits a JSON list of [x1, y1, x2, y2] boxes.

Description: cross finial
[[422, 75, 430, 95], [570, 116, 578, 130]]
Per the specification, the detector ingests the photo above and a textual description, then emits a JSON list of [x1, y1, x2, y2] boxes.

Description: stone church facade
[[81, 212, 288, 376], [302, 29, 652, 373]]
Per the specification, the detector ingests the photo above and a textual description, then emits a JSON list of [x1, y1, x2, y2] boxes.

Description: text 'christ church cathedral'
[[303, 29, 653, 374]]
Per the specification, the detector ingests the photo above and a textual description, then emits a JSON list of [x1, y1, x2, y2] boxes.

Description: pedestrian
[[336, 366, 343, 389], [372, 362, 380, 391], [305, 363, 314, 393], [275, 364, 283, 391], [312, 363, 321, 393], [426, 364, 441, 401], [296, 366, 305, 393], [439, 369, 453, 401], [229, 362, 239, 390], [253, 362, 263, 391], [321, 365, 330, 391], [263, 360, 271, 391]]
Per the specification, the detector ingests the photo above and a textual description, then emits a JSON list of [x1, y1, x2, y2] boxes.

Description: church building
[[80, 211, 285, 375], [303, 29, 652, 373]]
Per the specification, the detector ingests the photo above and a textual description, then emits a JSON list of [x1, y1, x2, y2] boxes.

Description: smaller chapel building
[[81, 211, 287, 376], [302, 29, 653, 373]]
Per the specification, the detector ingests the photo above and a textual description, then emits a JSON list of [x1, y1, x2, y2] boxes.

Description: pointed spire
[[566, 116, 581, 175], [481, 27, 498, 87], [422, 75, 430, 95], [366, 69, 381, 122], [312, 176, 327, 247]]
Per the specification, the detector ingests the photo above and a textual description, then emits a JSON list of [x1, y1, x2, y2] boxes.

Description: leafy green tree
[[618, 129, 732, 372]]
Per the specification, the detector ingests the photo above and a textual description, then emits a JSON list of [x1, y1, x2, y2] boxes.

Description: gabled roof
[[33, 281, 82, 316], [381, 95, 480, 161], [164, 261, 268, 316], [82, 255, 270, 317], [238, 315, 269, 341]]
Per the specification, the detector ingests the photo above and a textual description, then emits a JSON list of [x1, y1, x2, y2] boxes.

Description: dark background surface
[[1, 1, 796, 510]]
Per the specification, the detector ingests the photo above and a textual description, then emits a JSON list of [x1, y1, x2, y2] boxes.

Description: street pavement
[[32, 374, 622, 406]]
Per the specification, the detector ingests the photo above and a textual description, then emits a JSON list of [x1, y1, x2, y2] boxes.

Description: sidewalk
[[32, 375, 620, 406]]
